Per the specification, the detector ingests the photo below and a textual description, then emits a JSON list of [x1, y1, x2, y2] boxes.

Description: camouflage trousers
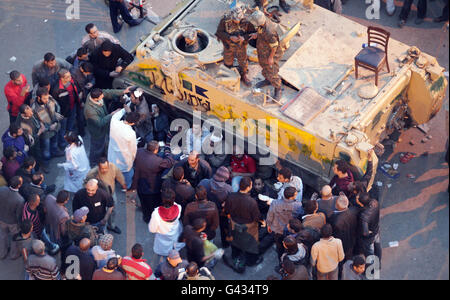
[[259, 58, 281, 89], [224, 44, 249, 74]]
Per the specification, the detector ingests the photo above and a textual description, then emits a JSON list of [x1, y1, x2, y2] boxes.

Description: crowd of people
[[0, 1, 386, 280]]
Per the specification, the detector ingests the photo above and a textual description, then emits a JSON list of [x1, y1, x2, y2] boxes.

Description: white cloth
[[90, 246, 117, 268], [108, 109, 137, 173], [60, 138, 90, 193], [148, 203, 185, 257]]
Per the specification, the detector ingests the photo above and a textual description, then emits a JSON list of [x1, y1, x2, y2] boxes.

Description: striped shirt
[[26, 254, 60, 280], [121, 256, 154, 280], [22, 202, 43, 238]]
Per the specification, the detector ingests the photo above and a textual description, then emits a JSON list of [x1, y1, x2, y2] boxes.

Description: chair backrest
[[367, 26, 390, 55]]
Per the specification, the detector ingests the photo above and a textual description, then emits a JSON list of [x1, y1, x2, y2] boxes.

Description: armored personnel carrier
[[118, 0, 448, 190]]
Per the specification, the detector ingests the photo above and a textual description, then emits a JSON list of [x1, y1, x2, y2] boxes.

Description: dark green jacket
[[83, 89, 123, 137]]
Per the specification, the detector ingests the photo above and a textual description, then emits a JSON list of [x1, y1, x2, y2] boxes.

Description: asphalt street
[[0, 0, 448, 280]]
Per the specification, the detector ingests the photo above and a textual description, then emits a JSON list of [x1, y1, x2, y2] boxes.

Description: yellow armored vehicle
[[119, 0, 448, 190]]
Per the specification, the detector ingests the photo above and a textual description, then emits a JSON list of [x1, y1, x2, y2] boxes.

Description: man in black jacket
[[175, 151, 212, 189], [89, 40, 134, 91], [223, 177, 263, 270], [129, 141, 175, 223], [329, 193, 359, 262], [355, 192, 380, 260]]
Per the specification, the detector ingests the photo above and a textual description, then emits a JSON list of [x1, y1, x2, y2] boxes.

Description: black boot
[[279, 0, 291, 14], [241, 73, 252, 87], [255, 79, 270, 89], [273, 87, 282, 101]]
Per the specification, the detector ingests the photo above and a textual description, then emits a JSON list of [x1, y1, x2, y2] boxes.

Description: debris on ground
[[9, 56, 16, 62], [406, 174, 416, 179], [409, 140, 415, 145], [378, 163, 400, 179], [400, 152, 415, 164], [389, 241, 399, 247]]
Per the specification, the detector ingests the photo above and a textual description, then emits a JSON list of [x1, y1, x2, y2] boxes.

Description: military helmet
[[248, 9, 266, 27], [183, 28, 198, 41], [230, 5, 244, 21]]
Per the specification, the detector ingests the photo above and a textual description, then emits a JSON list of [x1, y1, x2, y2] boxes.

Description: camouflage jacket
[[215, 15, 255, 48], [256, 19, 284, 61]]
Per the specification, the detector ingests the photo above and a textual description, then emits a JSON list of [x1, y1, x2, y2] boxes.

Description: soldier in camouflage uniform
[[248, 10, 284, 101], [215, 5, 255, 87], [255, 0, 291, 14]]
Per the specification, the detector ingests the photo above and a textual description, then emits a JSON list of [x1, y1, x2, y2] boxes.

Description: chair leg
[[375, 70, 378, 86], [386, 59, 390, 73], [355, 63, 358, 79]]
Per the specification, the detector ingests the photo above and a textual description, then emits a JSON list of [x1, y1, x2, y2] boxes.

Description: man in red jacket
[[4, 71, 30, 124]]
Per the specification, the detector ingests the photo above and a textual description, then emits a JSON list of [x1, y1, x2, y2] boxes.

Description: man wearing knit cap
[[91, 233, 117, 268], [154, 249, 189, 280], [74, 206, 89, 223], [66, 206, 99, 246], [329, 192, 359, 261], [248, 9, 285, 101], [216, 4, 255, 87]]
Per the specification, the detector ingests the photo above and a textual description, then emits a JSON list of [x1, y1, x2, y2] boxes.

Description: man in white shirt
[[185, 123, 210, 155], [107, 109, 140, 189], [276, 167, 303, 203]]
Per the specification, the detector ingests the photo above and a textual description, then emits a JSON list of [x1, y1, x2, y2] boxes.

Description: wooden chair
[[355, 26, 390, 86]]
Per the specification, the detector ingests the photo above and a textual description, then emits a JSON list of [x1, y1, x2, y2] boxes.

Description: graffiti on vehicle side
[[128, 70, 211, 111]]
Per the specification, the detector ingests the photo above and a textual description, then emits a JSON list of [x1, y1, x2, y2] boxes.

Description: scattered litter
[[426, 135, 432, 140], [409, 140, 415, 145], [9, 56, 16, 62], [387, 184, 392, 188], [393, 163, 399, 170], [400, 152, 415, 164], [389, 241, 399, 247], [376, 181, 383, 187], [51, 10, 55, 13], [421, 137, 428, 143], [378, 164, 400, 179], [406, 174, 416, 179], [44, 19, 48, 23]]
